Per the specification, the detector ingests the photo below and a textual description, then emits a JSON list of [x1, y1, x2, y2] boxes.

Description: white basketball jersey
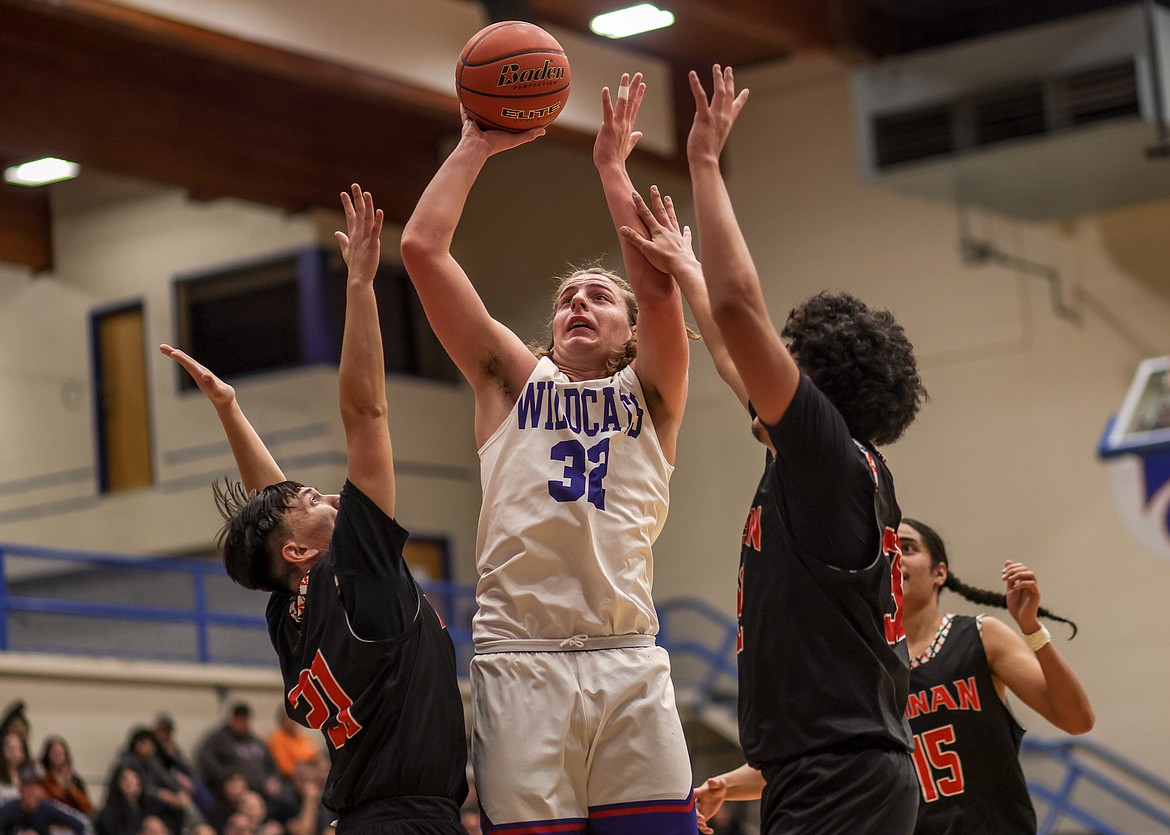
[[473, 356, 672, 648]]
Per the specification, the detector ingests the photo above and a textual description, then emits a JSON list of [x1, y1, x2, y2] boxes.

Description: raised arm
[[982, 561, 1095, 734], [159, 344, 285, 491], [687, 65, 800, 426], [400, 117, 543, 441], [594, 73, 689, 454], [334, 184, 396, 517], [621, 186, 749, 410]]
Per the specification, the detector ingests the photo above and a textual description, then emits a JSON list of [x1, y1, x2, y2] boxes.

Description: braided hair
[[903, 518, 1078, 639]]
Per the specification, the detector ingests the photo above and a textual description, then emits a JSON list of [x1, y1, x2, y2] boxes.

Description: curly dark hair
[[213, 480, 303, 593], [781, 291, 926, 446], [902, 518, 1078, 638]]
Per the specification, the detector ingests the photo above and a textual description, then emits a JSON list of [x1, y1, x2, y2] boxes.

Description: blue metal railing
[[657, 596, 740, 712], [1025, 736, 1170, 834], [0, 541, 483, 666], [0, 542, 267, 662], [0, 543, 737, 686]]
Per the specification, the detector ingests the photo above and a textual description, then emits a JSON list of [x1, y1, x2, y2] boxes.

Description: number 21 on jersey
[[289, 650, 363, 749]]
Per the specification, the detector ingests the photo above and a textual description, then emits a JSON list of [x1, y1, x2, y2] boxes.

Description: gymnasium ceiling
[[0, 0, 1155, 270]]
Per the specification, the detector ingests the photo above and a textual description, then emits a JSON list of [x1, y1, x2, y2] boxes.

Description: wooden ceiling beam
[[662, 0, 835, 52], [5, 0, 460, 119], [0, 0, 462, 225], [0, 183, 52, 273]]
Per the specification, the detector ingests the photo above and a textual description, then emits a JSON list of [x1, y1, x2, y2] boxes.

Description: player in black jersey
[[161, 185, 468, 835], [898, 519, 1094, 835], [622, 65, 926, 834]]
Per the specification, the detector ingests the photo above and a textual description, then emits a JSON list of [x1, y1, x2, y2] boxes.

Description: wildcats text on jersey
[[516, 379, 643, 438], [904, 676, 982, 720]]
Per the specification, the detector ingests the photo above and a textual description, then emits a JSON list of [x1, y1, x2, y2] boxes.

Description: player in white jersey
[[401, 73, 697, 833], [475, 357, 669, 647]]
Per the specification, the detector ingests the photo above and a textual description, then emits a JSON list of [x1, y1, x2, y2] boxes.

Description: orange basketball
[[456, 21, 571, 132]]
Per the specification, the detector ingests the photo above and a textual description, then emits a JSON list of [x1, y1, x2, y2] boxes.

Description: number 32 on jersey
[[548, 437, 610, 510]]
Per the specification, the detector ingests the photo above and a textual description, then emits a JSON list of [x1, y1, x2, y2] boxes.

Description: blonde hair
[[528, 263, 700, 375], [529, 265, 639, 375]]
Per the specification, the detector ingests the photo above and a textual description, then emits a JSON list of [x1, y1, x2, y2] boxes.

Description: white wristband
[[1024, 624, 1051, 652]]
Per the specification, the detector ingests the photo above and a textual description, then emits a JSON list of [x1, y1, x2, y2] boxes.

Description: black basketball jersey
[[738, 376, 912, 768], [908, 615, 1036, 834], [266, 482, 468, 820]]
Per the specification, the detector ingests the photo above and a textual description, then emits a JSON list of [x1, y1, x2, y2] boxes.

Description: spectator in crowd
[[96, 766, 174, 835], [265, 712, 321, 781], [152, 715, 212, 816], [39, 736, 93, 817], [221, 812, 255, 835], [195, 705, 281, 808], [136, 817, 169, 835], [114, 728, 193, 835], [235, 792, 280, 835], [204, 772, 249, 834], [0, 763, 92, 835], [283, 761, 331, 835], [0, 732, 30, 805], [0, 704, 29, 748]]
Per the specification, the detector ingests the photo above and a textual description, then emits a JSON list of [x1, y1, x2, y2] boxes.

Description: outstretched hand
[[594, 71, 647, 170], [687, 64, 749, 164], [619, 185, 697, 277], [159, 344, 235, 409], [335, 183, 384, 283]]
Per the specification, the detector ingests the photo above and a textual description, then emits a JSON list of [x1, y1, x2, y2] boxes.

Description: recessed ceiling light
[[590, 4, 675, 39], [4, 157, 81, 187]]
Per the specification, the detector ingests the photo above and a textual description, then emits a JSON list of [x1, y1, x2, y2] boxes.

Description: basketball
[[456, 21, 571, 132]]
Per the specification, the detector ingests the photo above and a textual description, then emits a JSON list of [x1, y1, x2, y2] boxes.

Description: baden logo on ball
[[456, 20, 572, 132]]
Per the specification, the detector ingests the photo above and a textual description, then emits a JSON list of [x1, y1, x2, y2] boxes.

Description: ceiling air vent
[[971, 83, 1047, 147], [872, 105, 954, 168], [1063, 61, 1140, 126], [851, 4, 1170, 219]]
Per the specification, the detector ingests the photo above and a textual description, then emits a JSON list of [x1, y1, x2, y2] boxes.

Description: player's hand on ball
[[459, 106, 545, 155], [159, 344, 235, 409]]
